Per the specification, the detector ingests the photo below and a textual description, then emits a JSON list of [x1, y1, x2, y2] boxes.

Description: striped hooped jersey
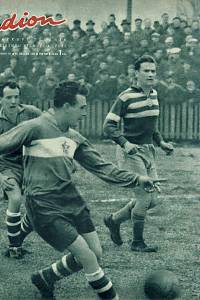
[[103, 86, 163, 146], [0, 109, 139, 199]]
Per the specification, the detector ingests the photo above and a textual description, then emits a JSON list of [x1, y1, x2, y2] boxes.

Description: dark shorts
[[0, 168, 23, 186], [0, 168, 23, 199], [27, 203, 95, 252]]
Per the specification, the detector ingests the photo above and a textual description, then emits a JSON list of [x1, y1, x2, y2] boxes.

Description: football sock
[[40, 254, 83, 285], [86, 268, 118, 299], [20, 213, 33, 244], [6, 210, 21, 247], [132, 214, 145, 241]]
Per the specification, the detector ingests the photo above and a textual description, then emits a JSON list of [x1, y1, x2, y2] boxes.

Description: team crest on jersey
[[61, 139, 77, 158], [62, 141, 71, 156]]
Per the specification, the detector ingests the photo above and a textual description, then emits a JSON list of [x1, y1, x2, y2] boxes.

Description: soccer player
[[0, 80, 157, 300], [0, 81, 41, 258], [103, 55, 173, 252]]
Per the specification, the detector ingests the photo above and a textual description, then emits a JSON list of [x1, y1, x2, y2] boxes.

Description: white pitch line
[[91, 194, 200, 203]]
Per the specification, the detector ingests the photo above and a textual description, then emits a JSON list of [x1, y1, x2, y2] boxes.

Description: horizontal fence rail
[[32, 100, 200, 141]]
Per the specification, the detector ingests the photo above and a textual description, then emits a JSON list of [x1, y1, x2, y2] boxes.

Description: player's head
[[54, 80, 88, 127], [134, 55, 156, 89], [0, 81, 20, 113]]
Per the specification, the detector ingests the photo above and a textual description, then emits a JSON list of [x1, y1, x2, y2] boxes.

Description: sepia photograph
[[0, 1, 199, 299]]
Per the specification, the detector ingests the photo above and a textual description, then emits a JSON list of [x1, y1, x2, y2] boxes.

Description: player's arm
[[103, 97, 127, 146], [103, 97, 139, 154], [74, 139, 154, 189], [153, 121, 174, 155], [27, 105, 42, 118], [0, 120, 39, 155]]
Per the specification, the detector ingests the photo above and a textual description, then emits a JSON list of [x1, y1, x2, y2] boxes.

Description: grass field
[[0, 143, 200, 300]]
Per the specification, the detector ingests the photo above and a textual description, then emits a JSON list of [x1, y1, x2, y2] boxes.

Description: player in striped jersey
[[103, 55, 173, 252], [0, 80, 157, 300], [0, 81, 41, 259]]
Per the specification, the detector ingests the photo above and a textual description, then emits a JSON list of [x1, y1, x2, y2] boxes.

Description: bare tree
[[188, 0, 200, 15], [177, 0, 200, 17]]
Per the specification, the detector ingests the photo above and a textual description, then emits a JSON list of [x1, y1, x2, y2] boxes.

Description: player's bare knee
[[131, 205, 148, 219], [7, 190, 22, 212], [128, 199, 136, 211]]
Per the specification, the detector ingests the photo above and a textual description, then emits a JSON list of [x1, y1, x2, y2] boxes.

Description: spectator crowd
[[0, 12, 200, 108]]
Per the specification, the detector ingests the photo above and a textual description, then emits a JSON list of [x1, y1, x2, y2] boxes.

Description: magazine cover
[[0, 1, 199, 299]]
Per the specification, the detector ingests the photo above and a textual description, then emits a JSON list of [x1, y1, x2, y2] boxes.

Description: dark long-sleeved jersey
[[0, 104, 41, 170], [103, 86, 163, 146], [0, 109, 139, 202]]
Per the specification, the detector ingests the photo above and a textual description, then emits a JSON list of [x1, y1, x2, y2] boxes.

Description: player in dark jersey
[[0, 80, 158, 300], [103, 55, 173, 252], [0, 81, 41, 259]]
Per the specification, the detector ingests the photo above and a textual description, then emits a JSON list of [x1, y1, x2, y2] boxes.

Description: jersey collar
[[0, 104, 25, 121]]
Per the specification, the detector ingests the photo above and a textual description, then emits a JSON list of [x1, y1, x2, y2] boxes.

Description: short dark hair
[[0, 81, 20, 97], [134, 55, 156, 71], [54, 80, 88, 108]]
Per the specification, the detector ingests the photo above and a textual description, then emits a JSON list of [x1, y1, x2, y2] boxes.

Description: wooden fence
[[34, 100, 200, 141]]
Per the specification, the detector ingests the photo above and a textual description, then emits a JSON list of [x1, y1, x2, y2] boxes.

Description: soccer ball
[[144, 270, 180, 299]]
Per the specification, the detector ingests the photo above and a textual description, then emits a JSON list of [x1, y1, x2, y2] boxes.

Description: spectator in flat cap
[[93, 61, 109, 83], [153, 20, 162, 34], [55, 13, 63, 20], [132, 17, 145, 47], [121, 19, 131, 33], [184, 80, 200, 103], [143, 18, 154, 40], [165, 36, 174, 47], [126, 64, 137, 85], [71, 19, 86, 38], [85, 20, 97, 37], [106, 14, 121, 41], [172, 17, 185, 46], [160, 47, 183, 80], [176, 62, 198, 87], [98, 21, 109, 40], [183, 25, 192, 39], [135, 39, 150, 56], [100, 36, 112, 54], [119, 32, 133, 50], [181, 36, 200, 67], [119, 45, 136, 71], [28, 58, 44, 87], [85, 34, 101, 58], [159, 12, 170, 34], [37, 66, 59, 110], [150, 32, 164, 53], [18, 75, 38, 105], [69, 31, 85, 54], [92, 69, 117, 103], [106, 53, 124, 77], [164, 36, 175, 57], [163, 71, 186, 104], [191, 20, 200, 40], [180, 20, 187, 29], [116, 74, 129, 94], [135, 17, 142, 23], [107, 14, 119, 30]]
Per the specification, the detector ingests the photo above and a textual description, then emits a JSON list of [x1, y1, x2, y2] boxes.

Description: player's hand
[[137, 176, 155, 192], [0, 174, 15, 191], [160, 141, 174, 156], [137, 176, 167, 193], [124, 141, 140, 155]]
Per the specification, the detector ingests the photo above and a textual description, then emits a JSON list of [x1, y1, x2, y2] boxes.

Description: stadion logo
[[0, 12, 66, 31]]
